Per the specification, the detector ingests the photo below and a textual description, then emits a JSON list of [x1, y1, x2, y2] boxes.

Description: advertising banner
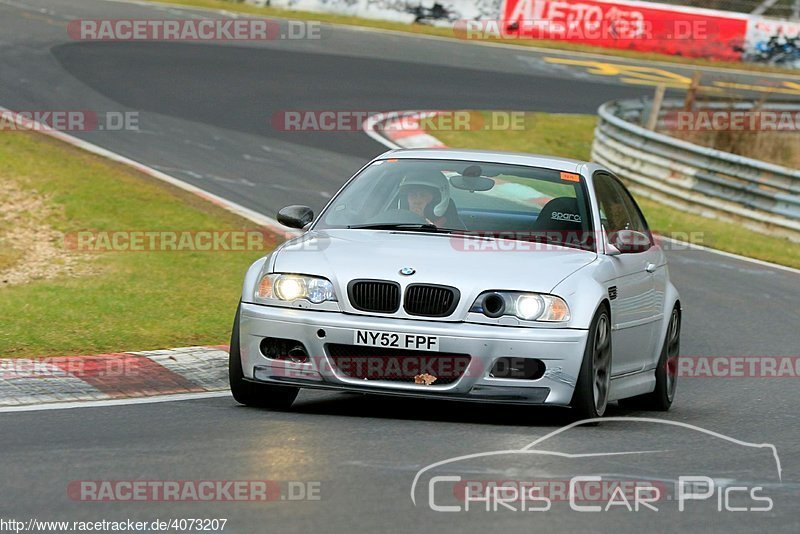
[[500, 0, 748, 61]]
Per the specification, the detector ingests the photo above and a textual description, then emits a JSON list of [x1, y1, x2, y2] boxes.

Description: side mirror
[[277, 205, 314, 229], [609, 229, 652, 254]]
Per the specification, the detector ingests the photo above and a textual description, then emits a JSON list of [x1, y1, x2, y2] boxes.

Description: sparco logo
[[551, 212, 581, 222]]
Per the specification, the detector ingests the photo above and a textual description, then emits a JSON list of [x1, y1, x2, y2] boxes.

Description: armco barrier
[[591, 99, 800, 241]]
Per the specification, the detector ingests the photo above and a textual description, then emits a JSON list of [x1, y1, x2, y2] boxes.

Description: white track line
[[0, 391, 231, 413], [363, 111, 800, 276]]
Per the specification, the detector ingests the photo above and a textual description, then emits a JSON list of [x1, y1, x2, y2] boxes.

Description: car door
[[611, 176, 668, 371], [593, 172, 661, 376]]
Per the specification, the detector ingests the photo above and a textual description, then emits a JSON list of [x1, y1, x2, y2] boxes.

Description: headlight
[[256, 274, 337, 304], [515, 294, 543, 320], [470, 291, 570, 322]]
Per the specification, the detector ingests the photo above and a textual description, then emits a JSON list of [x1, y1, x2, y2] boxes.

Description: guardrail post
[[684, 72, 702, 110], [646, 85, 666, 131]]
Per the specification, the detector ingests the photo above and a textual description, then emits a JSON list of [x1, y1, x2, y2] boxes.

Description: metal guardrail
[[591, 99, 800, 241]]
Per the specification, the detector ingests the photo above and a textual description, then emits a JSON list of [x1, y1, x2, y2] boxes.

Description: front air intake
[[404, 284, 460, 317], [348, 279, 401, 313]]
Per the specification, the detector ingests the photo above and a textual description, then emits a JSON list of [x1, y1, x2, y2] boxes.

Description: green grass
[[0, 132, 279, 358], [142, 0, 800, 75], [432, 112, 800, 269]]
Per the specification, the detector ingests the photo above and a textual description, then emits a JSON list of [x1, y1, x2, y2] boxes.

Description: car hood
[[272, 229, 596, 302]]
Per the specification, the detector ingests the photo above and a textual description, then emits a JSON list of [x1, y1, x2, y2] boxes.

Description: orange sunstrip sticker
[[386, 158, 398, 162], [560, 172, 581, 182]]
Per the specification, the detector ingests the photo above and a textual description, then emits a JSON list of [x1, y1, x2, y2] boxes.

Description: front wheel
[[621, 305, 681, 411], [229, 304, 299, 409], [570, 307, 612, 420]]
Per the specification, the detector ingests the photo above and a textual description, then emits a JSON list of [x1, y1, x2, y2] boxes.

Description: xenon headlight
[[470, 291, 570, 322], [256, 274, 337, 304]]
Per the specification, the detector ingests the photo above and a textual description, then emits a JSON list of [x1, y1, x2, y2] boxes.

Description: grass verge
[[0, 132, 279, 358], [431, 112, 800, 269], [0, 198, 21, 272], [142, 0, 800, 75]]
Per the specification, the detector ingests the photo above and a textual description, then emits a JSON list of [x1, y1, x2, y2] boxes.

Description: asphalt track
[[1, 0, 799, 532]]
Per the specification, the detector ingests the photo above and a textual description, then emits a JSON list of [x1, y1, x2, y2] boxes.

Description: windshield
[[315, 158, 595, 251]]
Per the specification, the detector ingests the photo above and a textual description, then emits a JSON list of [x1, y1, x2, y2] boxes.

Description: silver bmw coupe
[[229, 149, 681, 419]]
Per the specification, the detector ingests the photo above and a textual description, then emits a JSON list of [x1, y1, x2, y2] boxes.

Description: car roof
[[378, 148, 588, 173]]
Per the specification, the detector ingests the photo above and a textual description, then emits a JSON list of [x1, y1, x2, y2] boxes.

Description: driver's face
[[406, 187, 434, 216]]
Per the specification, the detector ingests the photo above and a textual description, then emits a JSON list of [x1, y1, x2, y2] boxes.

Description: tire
[[620, 305, 680, 411], [229, 303, 299, 409], [570, 307, 612, 420]]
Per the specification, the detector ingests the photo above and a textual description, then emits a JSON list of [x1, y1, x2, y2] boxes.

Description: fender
[[241, 255, 270, 303]]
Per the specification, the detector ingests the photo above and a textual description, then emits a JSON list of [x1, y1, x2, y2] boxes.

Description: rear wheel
[[620, 305, 680, 411], [229, 304, 299, 409], [570, 307, 612, 420]]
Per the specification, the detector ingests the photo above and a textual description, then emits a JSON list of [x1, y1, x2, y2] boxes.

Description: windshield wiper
[[346, 223, 461, 234]]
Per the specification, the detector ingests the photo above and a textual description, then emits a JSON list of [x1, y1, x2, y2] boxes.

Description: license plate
[[354, 329, 439, 352]]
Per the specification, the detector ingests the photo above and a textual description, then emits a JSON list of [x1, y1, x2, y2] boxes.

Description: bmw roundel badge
[[399, 267, 416, 276]]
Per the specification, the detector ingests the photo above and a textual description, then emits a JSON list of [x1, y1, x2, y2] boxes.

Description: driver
[[398, 170, 462, 228]]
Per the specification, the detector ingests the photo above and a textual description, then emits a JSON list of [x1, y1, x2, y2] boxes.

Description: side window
[[608, 179, 649, 235], [594, 173, 633, 234]]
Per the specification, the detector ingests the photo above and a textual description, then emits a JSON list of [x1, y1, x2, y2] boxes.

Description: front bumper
[[238, 302, 589, 405]]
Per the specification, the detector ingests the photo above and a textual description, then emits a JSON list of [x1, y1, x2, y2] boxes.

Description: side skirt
[[608, 369, 656, 402]]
